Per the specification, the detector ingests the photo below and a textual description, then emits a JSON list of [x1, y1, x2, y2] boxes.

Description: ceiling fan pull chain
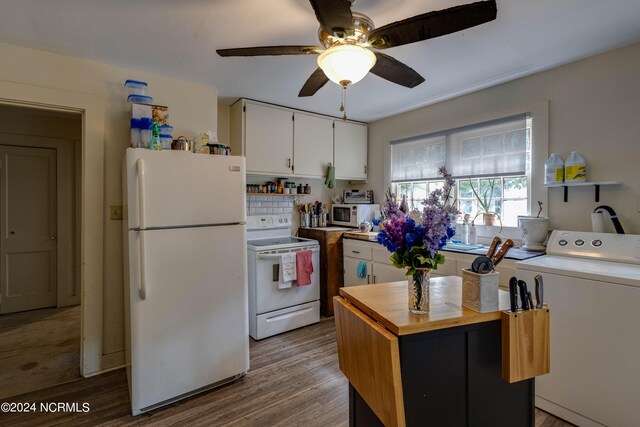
[[340, 84, 348, 121]]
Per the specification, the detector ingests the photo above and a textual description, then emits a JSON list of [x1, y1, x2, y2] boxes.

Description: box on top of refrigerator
[[131, 102, 170, 126]]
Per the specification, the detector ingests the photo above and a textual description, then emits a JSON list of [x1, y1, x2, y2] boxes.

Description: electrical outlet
[[110, 205, 123, 220]]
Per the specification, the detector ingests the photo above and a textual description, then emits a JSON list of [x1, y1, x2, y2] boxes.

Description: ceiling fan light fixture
[[317, 44, 376, 86]]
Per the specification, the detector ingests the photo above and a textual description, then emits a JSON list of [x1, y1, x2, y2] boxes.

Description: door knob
[[50, 236, 57, 240]]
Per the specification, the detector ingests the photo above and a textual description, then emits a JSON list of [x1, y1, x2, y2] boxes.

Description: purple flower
[[378, 168, 457, 270]]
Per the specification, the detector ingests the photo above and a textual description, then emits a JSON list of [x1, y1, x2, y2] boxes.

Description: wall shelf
[[545, 181, 621, 202]]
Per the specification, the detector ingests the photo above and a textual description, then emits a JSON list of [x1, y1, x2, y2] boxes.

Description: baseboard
[[99, 351, 125, 373]]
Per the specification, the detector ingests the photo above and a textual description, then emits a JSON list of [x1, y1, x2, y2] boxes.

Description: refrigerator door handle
[[139, 231, 147, 300], [137, 158, 147, 230]]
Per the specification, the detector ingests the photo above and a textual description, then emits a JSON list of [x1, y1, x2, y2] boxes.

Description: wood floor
[[2, 318, 572, 426], [0, 305, 80, 399]]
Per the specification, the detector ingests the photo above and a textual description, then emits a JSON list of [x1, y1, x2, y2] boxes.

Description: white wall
[[368, 42, 640, 235], [0, 42, 219, 372]]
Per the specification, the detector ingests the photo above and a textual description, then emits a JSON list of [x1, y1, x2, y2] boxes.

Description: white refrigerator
[[122, 148, 249, 415]]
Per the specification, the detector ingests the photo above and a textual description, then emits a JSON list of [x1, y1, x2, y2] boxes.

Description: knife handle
[[486, 236, 502, 258], [517, 280, 530, 310], [492, 239, 514, 266], [509, 277, 518, 312], [535, 275, 544, 309]]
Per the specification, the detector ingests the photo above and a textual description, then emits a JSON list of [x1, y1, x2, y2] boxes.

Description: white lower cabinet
[[371, 262, 407, 284], [342, 240, 516, 289], [343, 239, 406, 286], [343, 257, 372, 286]]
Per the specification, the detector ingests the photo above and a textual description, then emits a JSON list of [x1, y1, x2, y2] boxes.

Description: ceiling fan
[[217, 0, 497, 98]]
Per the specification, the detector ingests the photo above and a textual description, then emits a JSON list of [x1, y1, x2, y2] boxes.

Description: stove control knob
[[558, 239, 568, 246], [592, 239, 603, 247], [575, 239, 585, 247]]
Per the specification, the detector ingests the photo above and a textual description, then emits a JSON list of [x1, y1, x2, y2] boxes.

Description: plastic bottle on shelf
[[564, 151, 586, 182], [149, 121, 162, 150], [468, 223, 477, 244], [544, 153, 564, 185]]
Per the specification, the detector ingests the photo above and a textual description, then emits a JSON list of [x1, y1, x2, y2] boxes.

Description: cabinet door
[[244, 101, 293, 175], [344, 257, 372, 287], [334, 121, 367, 180], [293, 112, 334, 178], [372, 263, 407, 284]]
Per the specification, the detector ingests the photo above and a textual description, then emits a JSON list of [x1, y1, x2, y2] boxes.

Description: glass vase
[[408, 268, 431, 314]]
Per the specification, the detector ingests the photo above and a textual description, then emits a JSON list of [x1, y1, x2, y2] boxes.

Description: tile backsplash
[[247, 196, 295, 216]]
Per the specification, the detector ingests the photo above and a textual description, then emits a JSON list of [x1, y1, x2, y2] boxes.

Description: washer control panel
[[547, 230, 640, 264]]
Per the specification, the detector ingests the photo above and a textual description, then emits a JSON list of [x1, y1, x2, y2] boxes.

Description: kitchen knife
[[535, 275, 544, 309], [509, 276, 519, 312], [491, 239, 514, 266], [527, 291, 535, 310], [517, 280, 530, 310], [486, 236, 502, 258]]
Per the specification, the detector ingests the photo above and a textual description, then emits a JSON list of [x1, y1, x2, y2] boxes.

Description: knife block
[[501, 305, 550, 383]]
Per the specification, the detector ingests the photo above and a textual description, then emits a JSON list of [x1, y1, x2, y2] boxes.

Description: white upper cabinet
[[334, 120, 367, 180], [243, 101, 293, 175], [293, 112, 334, 178], [230, 99, 367, 179]]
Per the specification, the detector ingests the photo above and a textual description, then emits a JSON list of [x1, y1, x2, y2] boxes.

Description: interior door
[[0, 145, 57, 314]]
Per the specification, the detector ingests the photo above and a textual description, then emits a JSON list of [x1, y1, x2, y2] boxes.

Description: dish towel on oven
[[356, 261, 367, 279], [279, 253, 297, 289], [295, 250, 314, 286]]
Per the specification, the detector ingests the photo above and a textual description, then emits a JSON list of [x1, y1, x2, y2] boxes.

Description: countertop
[[338, 276, 510, 336], [341, 232, 545, 261], [299, 226, 354, 232]]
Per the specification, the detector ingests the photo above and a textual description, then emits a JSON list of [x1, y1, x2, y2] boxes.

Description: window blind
[[391, 114, 530, 182]]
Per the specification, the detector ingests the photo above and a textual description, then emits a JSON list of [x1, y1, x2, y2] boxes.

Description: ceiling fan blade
[[368, 0, 497, 49], [370, 52, 425, 88], [309, 0, 354, 36], [299, 68, 330, 97], [217, 46, 323, 57]]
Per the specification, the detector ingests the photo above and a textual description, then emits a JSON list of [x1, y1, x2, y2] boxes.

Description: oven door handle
[[257, 249, 319, 259]]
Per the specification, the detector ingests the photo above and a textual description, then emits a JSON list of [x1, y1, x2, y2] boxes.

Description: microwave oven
[[331, 204, 380, 228]]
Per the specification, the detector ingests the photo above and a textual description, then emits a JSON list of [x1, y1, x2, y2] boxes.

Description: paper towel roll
[[591, 212, 605, 232]]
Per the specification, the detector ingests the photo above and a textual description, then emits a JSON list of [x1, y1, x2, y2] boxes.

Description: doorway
[[0, 104, 81, 398]]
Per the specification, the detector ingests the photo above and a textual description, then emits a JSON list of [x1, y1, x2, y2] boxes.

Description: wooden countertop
[[338, 276, 511, 336], [342, 231, 379, 241]]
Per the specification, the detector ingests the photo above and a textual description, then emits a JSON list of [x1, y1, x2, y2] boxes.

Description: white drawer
[[343, 240, 373, 260], [254, 301, 320, 340]]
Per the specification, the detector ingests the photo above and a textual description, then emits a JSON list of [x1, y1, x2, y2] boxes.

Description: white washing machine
[[515, 230, 640, 427]]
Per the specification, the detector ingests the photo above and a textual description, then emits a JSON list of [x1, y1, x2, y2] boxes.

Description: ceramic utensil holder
[[461, 269, 499, 313]]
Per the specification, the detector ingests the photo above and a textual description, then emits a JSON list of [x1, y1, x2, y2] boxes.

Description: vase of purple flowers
[[377, 167, 457, 314]]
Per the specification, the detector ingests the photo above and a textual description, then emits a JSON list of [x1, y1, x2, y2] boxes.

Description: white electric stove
[[516, 230, 640, 427], [247, 215, 320, 340]]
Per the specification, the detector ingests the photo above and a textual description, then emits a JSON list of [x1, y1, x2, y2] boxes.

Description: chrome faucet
[[593, 205, 625, 234]]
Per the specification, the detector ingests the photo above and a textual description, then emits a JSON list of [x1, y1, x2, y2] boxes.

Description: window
[[391, 114, 532, 228]]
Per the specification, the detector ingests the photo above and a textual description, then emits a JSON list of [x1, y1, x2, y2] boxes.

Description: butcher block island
[[334, 276, 536, 427]]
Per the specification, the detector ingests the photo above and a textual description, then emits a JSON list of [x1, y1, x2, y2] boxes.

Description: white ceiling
[[0, 0, 639, 122]]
